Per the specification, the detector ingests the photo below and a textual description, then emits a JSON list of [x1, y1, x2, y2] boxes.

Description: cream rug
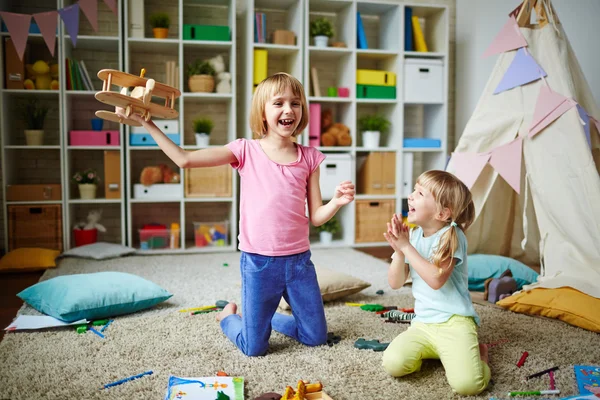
[[0, 249, 598, 400]]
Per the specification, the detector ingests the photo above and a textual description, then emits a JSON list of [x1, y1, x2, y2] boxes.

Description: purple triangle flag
[[494, 48, 546, 94], [58, 4, 79, 47], [576, 104, 591, 149]]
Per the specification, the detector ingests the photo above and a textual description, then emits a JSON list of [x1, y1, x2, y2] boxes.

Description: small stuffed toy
[[140, 164, 180, 186], [74, 209, 107, 232], [321, 122, 352, 146]]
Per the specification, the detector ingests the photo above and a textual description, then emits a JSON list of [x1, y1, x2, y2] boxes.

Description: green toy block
[[356, 84, 396, 99], [76, 325, 87, 334], [183, 24, 230, 41], [360, 304, 384, 312], [92, 319, 109, 326], [354, 338, 389, 352]]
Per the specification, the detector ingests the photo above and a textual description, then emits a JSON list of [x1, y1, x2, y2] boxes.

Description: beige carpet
[[0, 249, 598, 400]]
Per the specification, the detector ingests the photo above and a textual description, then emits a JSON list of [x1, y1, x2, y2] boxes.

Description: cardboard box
[[356, 84, 396, 99], [4, 38, 24, 89], [356, 69, 396, 87], [357, 152, 396, 195], [183, 24, 230, 41], [6, 184, 62, 201], [70, 130, 120, 146], [184, 165, 231, 197], [271, 30, 295, 45], [103, 151, 121, 199]]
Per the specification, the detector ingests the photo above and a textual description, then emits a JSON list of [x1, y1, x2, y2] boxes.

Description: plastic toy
[[280, 381, 332, 400], [24, 60, 57, 90], [94, 68, 181, 126], [354, 338, 389, 352], [382, 310, 416, 323], [194, 222, 228, 247], [254, 393, 282, 400], [326, 332, 341, 347], [74, 209, 107, 232], [359, 304, 384, 312], [484, 270, 517, 303]]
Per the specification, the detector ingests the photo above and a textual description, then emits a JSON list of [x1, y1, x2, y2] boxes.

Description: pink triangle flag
[[483, 16, 527, 57], [451, 152, 491, 189], [103, 0, 118, 16], [529, 86, 577, 137], [33, 11, 58, 57], [79, 0, 98, 32], [0, 12, 31, 62], [494, 47, 546, 94], [489, 137, 523, 194]]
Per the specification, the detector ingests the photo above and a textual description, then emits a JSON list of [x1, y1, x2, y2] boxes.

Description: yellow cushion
[[0, 248, 60, 273], [497, 287, 600, 333]]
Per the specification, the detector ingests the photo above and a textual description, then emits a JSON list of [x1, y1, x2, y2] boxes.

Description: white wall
[[455, 0, 600, 146]]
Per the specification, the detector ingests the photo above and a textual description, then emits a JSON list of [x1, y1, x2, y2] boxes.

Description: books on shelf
[[405, 7, 414, 51], [65, 58, 93, 91], [254, 12, 266, 43], [411, 16, 428, 52], [357, 12, 368, 49], [310, 67, 321, 97], [164, 61, 178, 89]]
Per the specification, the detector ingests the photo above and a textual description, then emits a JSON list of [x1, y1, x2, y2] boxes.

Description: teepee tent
[[448, 0, 600, 300]]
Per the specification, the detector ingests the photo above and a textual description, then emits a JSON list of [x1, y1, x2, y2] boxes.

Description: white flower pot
[[362, 130, 380, 149], [195, 133, 210, 147], [319, 231, 333, 245], [314, 35, 329, 47], [78, 183, 97, 199]]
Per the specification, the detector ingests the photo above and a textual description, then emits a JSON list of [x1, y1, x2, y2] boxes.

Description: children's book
[[571, 365, 600, 397], [164, 376, 244, 400]]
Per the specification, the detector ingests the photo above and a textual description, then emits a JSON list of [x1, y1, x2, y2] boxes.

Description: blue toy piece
[[354, 338, 389, 352]]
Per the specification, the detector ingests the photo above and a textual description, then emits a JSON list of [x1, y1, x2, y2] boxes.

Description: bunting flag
[[33, 11, 58, 57], [0, 12, 31, 61], [489, 137, 524, 194], [483, 16, 527, 57], [529, 85, 576, 137], [576, 104, 591, 148], [494, 47, 546, 94], [592, 118, 600, 139], [103, 0, 118, 16], [58, 4, 80, 47], [451, 152, 491, 189], [79, 0, 98, 32]]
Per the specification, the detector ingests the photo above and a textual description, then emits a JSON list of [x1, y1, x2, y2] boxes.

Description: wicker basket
[[185, 165, 232, 197], [8, 204, 63, 251], [188, 75, 215, 93], [355, 199, 395, 243]]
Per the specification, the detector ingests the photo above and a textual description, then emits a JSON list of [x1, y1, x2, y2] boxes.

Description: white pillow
[[59, 242, 136, 260]]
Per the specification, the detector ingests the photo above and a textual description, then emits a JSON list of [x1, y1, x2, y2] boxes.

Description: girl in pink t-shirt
[[118, 73, 355, 356]]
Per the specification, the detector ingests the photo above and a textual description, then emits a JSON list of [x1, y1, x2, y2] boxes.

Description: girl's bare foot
[[216, 303, 237, 321], [479, 343, 489, 364]]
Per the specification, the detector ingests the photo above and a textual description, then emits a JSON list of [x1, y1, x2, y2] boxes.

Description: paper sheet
[[4, 315, 88, 331]]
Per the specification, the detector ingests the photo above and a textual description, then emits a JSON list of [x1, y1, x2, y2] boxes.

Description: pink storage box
[[69, 130, 120, 146]]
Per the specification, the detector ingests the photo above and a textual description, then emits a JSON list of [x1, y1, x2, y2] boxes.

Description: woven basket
[[188, 75, 215, 93]]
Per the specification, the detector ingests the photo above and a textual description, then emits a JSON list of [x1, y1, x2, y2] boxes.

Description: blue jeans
[[220, 250, 327, 356]]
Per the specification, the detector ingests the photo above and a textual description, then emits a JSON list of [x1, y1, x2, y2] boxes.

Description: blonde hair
[[416, 170, 475, 269], [249, 72, 308, 138]]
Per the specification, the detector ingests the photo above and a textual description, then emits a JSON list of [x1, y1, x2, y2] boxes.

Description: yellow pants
[[382, 315, 491, 396]]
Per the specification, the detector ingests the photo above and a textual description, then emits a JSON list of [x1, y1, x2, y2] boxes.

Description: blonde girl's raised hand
[[384, 214, 410, 253], [333, 180, 355, 206]]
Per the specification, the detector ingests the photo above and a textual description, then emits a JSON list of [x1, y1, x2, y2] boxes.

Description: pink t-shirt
[[226, 138, 325, 256]]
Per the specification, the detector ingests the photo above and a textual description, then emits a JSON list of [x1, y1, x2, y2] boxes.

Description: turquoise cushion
[[17, 272, 173, 322], [468, 254, 539, 292]]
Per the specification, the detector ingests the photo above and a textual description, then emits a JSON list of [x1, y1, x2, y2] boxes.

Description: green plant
[[310, 17, 334, 38], [149, 12, 170, 29], [358, 114, 391, 133], [21, 100, 49, 130], [186, 60, 216, 77], [72, 168, 100, 185], [316, 216, 341, 234], [193, 117, 214, 134]]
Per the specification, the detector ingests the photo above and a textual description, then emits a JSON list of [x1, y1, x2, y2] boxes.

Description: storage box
[[403, 138, 441, 148], [253, 49, 268, 85], [133, 183, 183, 199], [70, 130, 120, 146], [271, 30, 295, 45], [356, 84, 396, 99], [193, 221, 229, 247], [183, 24, 230, 41], [184, 165, 231, 197], [6, 184, 62, 201], [356, 69, 396, 87], [139, 226, 179, 250], [357, 152, 396, 195], [8, 204, 63, 251], [355, 199, 395, 243], [129, 133, 180, 146], [4, 38, 24, 89], [319, 154, 352, 199], [103, 151, 121, 199], [131, 120, 178, 134], [404, 59, 444, 104]]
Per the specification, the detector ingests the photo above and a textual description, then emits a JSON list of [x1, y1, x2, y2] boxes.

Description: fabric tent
[[447, 1, 600, 300]]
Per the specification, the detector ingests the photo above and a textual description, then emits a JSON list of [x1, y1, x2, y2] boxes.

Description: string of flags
[[0, 0, 117, 62], [451, 13, 600, 194]]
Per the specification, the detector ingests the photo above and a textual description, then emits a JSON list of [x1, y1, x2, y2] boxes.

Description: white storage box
[[319, 154, 352, 199], [404, 59, 444, 104], [133, 183, 183, 199], [131, 120, 179, 134]]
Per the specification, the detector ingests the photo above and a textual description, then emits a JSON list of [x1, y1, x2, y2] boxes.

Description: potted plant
[[186, 60, 216, 93], [358, 114, 391, 149], [21, 100, 49, 146], [72, 168, 101, 199], [310, 17, 334, 48], [316, 215, 341, 245], [193, 117, 214, 147], [149, 12, 170, 39]]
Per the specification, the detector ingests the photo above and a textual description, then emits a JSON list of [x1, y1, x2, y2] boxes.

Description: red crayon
[[517, 351, 529, 368], [549, 371, 555, 390]]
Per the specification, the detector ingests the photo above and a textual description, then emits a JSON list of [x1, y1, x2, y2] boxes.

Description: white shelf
[[309, 96, 352, 103], [253, 43, 300, 55], [182, 40, 233, 50], [403, 147, 444, 153], [4, 145, 61, 150], [66, 90, 97, 96], [6, 200, 63, 205], [404, 51, 446, 58], [182, 93, 233, 102], [67, 146, 121, 150], [1, 89, 59, 96], [184, 197, 234, 203], [129, 198, 183, 203], [68, 199, 122, 204], [310, 240, 350, 249]]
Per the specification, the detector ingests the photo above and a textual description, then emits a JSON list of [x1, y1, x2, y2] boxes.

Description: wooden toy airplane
[[95, 68, 181, 126]]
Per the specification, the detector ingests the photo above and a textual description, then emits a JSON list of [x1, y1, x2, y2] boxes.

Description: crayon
[[508, 389, 560, 396], [100, 370, 153, 390], [526, 366, 559, 380]]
